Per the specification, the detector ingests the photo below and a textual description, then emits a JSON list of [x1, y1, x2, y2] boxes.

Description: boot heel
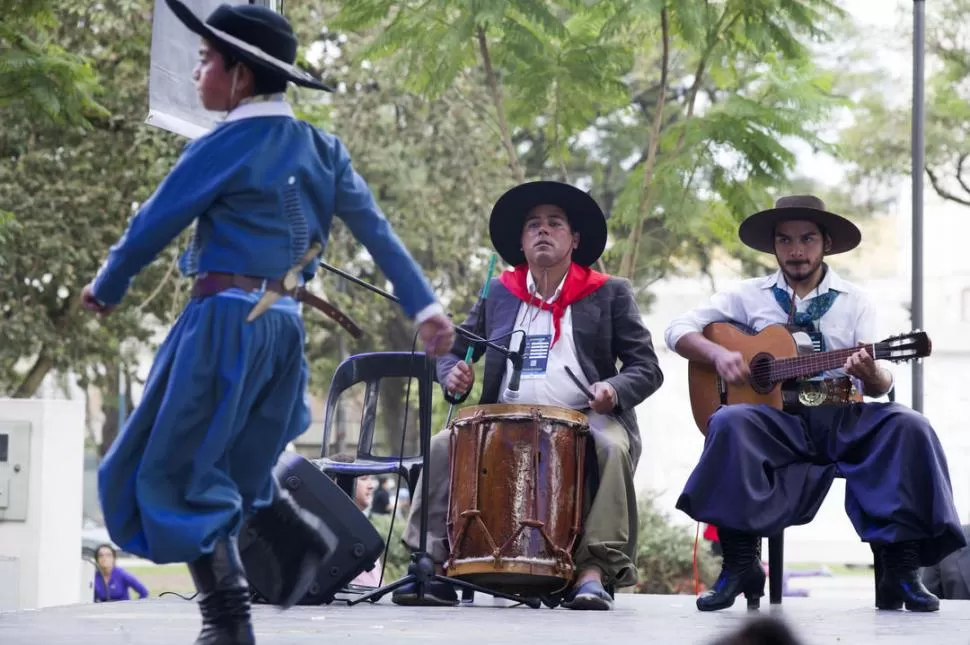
[[875, 586, 903, 611], [743, 567, 765, 611]]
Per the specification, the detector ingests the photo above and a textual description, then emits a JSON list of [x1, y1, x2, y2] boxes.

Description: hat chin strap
[[227, 66, 243, 112]]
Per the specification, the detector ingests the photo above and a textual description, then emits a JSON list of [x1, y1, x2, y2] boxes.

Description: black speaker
[[239, 451, 385, 605]]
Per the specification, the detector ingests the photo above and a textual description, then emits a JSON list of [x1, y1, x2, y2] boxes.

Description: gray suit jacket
[[437, 276, 664, 462], [922, 524, 970, 600]]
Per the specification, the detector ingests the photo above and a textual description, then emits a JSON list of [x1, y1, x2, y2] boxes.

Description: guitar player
[[665, 195, 966, 613]]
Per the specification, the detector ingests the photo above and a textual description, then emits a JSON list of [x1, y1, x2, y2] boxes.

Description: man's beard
[[781, 258, 822, 283]]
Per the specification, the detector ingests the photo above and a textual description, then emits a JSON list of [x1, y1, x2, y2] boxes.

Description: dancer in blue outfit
[[80, 2, 454, 643]]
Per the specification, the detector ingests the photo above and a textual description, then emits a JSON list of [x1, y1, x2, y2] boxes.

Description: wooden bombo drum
[[444, 403, 588, 596]]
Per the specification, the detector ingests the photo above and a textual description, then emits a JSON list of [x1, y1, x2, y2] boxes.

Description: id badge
[[521, 334, 552, 379]]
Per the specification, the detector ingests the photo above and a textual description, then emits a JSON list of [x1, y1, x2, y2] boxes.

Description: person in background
[[355, 475, 377, 516], [322, 459, 383, 587], [351, 476, 382, 587], [395, 487, 411, 519], [93, 544, 149, 602], [370, 476, 393, 515]]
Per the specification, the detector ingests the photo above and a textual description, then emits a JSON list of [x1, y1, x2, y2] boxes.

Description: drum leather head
[[451, 403, 589, 429]]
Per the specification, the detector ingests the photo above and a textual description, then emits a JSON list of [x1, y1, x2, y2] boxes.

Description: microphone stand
[[328, 267, 539, 608]]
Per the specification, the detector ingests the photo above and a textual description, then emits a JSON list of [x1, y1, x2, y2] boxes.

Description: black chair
[[766, 386, 896, 604], [316, 351, 434, 500]]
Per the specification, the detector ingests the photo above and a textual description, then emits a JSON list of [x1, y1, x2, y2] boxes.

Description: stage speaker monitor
[[239, 451, 385, 606]]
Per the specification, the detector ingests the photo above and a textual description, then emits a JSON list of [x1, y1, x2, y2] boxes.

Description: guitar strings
[[744, 342, 893, 381]]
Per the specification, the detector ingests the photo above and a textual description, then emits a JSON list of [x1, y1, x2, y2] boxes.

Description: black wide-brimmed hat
[[166, 0, 333, 91], [489, 181, 608, 267], [738, 194, 862, 255]]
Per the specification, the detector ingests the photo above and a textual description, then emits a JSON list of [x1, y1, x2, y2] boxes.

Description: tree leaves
[[326, 0, 850, 289], [0, 1, 108, 127], [838, 0, 970, 209], [0, 0, 185, 397]]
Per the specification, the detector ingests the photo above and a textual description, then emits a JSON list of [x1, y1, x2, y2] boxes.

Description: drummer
[[395, 181, 664, 610]]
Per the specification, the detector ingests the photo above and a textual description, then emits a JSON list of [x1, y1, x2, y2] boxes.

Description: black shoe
[[561, 580, 614, 611], [696, 529, 765, 612], [246, 484, 330, 608], [187, 537, 256, 645], [391, 580, 459, 607], [875, 541, 940, 612]]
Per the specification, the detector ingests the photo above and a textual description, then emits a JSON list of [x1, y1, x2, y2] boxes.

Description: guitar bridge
[[716, 375, 727, 404]]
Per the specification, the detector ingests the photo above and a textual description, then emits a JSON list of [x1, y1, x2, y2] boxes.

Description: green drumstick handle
[[445, 253, 498, 406]]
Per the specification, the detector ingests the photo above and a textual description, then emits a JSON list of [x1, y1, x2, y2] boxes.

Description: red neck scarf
[[499, 262, 610, 347]]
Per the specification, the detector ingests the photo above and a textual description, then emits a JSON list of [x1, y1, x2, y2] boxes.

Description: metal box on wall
[[0, 420, 31, 522]]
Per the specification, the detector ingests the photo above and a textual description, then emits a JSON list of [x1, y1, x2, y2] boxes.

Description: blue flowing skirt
[[98, 295, 310, 564]]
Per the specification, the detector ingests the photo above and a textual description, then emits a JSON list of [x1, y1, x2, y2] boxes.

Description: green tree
[[314, 69, 513, 451], [281, 2, 515, 451], [0, 0, 106, 126], [0, 0, 185, 419], [595, 0, 848, 282], [838, 0, 970, 210], [327, 0, 852, 292]]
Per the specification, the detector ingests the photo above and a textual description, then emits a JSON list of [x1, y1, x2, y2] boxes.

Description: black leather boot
[[245, 483, 331, 608], [187, 536, 256, 645], [697, 529, 765, 612], [875, 540, 939, 612]]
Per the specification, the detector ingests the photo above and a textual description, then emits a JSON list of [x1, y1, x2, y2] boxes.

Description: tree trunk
[[376, 314, 422, 458], [98, 361, 120, 457], [97, 363, 134, 457], [477, 25, 526, 183], [99, 398, 120, 458], [12, 348, 53, 398], [618, 7, 670, 279], [11, 292, 82, 398]]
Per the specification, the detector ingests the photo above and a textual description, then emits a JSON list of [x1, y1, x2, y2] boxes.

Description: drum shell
[[445, 404, 588, 595]]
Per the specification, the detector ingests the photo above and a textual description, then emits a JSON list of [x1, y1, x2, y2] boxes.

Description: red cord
[[693, 522, 700, 595]]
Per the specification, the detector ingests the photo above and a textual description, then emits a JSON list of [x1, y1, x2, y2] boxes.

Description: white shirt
[[497, 270, 592, 409], [664, 267, 893, 386]]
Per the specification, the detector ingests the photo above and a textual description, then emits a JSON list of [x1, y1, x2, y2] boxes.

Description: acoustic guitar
[[687, 323, 932, 434]]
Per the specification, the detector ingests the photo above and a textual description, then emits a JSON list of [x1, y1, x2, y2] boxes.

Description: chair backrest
[[320, 351, 434, 461]]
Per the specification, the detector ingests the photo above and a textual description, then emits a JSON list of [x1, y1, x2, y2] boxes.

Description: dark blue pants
[[676, 402, 966, 567]]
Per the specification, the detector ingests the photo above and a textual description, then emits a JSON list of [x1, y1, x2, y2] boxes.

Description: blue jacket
[[92, 99, 438, 320]]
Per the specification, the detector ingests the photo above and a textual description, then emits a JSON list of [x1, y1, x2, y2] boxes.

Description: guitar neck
[[769, 345, 873, 383]]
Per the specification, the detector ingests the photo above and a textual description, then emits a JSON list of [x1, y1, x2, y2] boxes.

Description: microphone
[[502, 332, 525, 402]]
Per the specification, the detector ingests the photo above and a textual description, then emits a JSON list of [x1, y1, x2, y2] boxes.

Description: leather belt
[[782, 377, 861, 408], [191, 272, 363, 339]]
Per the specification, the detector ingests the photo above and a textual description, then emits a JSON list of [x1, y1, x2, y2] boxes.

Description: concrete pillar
[[0, 398, 85, 610]]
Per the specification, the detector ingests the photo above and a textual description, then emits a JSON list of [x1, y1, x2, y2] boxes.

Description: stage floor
[[2, 593, 968, 645]]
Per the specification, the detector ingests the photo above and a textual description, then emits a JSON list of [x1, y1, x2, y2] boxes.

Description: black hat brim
[[166, 0, 333, 92], [738, 206, 861, 255], [489, 181, 607, 267]]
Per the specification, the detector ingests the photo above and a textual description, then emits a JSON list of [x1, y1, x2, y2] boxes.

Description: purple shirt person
[[93, 544, 149, 602]]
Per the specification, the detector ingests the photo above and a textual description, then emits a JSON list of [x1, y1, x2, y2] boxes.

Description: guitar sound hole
[[748, 353, 775, 394]]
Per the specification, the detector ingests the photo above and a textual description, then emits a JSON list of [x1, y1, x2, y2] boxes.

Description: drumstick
[[446, 253, 498, 427], [564, 366, 595, 401]]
